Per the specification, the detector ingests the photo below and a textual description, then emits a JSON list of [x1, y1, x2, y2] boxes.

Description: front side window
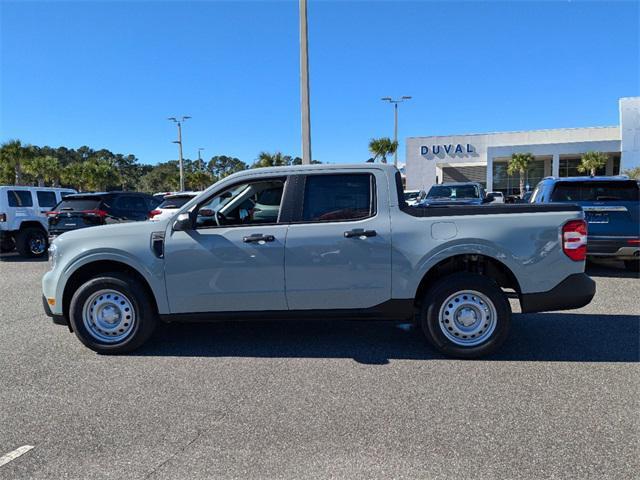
[[196, 178, 285, 228], [302, 174, 374, 222], [7, 190, 33, 207], [37, 191, 57, 207]]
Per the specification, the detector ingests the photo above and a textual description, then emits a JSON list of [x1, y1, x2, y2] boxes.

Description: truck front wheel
[[420, 273, 511, 359], [69, 273, 157, 354]]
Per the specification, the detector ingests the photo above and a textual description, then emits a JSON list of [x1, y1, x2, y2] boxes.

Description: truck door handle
[[243, 234, 275, 243], [344, 229, 377, 238]]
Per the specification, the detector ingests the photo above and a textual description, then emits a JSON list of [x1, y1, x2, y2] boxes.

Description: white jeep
[[0, 186, 76, 257]]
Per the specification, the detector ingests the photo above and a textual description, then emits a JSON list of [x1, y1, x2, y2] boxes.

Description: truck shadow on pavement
[[136, 313, 639, 364]]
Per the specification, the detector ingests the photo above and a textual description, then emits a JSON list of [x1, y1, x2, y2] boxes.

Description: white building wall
[[405, 97, 640, 191], [620, 97, 640, 172]]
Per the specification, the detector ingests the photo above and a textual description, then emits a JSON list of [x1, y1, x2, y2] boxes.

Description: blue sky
[[1, 0, 638, 165]]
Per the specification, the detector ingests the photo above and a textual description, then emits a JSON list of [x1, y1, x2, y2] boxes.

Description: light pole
[[381, 96, 411, 167], [197, 147, 204, 164], [168, 116, 191, 192], [299, 0, 312, 165]]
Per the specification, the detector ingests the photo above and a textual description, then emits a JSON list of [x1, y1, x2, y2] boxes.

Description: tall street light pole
[[381, 96, 411, 167], [299, 0, 312, 165], [168, 116, 191, 191]]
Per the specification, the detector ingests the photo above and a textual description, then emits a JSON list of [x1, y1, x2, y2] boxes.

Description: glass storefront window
[[492, 159, 545, 196]]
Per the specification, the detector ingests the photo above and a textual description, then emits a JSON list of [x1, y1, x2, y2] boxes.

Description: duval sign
[[420, 143, 475, 156]]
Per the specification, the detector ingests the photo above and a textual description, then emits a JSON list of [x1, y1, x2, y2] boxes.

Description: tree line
[[0, 140, 320, 193]]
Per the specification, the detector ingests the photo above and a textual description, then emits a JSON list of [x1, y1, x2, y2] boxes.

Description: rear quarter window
[[551, 181, 639, 202], [37, 191, 58, 208], [7, 190, 33, 207]]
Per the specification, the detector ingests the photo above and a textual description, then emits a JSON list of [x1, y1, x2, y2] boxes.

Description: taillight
[[148, 210, 161, 219], [627, 239, 640, 245], [0, 213, 6, 222], [562, 219, 588, 261], [45, 211, 59, 216], [83, 209, 108, 218]]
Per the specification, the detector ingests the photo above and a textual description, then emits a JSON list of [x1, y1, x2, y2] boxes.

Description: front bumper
[[520, 273, 596, 314], [42, 294, 69, 327]]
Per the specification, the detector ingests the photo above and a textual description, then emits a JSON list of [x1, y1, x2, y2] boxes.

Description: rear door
[[283, 171, 392, 310], [6, 189, 36, 229], [550, 180, 639, 236]]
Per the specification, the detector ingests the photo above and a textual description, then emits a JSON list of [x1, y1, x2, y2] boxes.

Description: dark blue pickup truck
[[530, 176, 640, 272]]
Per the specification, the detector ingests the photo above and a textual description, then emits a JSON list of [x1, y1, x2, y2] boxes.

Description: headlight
[[48, 243, 58, 270]]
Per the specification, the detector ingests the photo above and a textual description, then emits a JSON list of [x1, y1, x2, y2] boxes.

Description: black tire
[[420, 272, 511, 359], [69, 273, 157, 354], [624, 260, 640, 273], [15, 227, 48, 258]]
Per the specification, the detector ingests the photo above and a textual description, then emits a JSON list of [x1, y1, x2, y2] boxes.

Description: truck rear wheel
[[420, 273, 511, 359], [69, 273, 157, 354], [16, 227, 47, 258]]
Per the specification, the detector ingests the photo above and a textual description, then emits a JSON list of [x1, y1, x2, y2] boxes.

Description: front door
[[164, 177, 289, 313], [284, 171, 392, 310]]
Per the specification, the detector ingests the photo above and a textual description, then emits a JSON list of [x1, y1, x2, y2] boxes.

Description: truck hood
[[54, 219, 169, 247]]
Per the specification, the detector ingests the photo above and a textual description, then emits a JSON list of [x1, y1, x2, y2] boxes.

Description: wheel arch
[[19, 220, 47, 232], [62, 260, 159, 326], [413, 253, 521, 308]]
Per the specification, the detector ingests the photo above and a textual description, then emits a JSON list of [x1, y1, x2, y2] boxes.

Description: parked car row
[[1, 187, 164, 258]]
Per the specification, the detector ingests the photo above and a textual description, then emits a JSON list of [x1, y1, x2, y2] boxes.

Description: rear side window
[[302, 174, 374, 222], [36, 191, 57, 207], [55, 198, 102, 211], [115, 195, 148, 211], [7, 190, 33, 207], [551, 181, 639, 202]]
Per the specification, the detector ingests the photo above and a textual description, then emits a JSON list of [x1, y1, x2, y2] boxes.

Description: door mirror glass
[[199, 208, 215, 217], [173, 212, 193, 231]]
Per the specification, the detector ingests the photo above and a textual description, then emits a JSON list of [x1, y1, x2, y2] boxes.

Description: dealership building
[[404, 97, 640, 195]]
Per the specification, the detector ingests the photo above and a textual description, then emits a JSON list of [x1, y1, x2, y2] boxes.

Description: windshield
[[158, 195, 195, 209], [551, 181, 639, 202], [427, 185, 480, 199]]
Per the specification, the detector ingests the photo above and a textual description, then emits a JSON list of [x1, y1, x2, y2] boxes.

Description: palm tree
[[578, 151, 608, 177], [368, 137, 398, 164], [507, 152, 535, 197], [23, 155, 61, 186], [253, 151, 292, 168], [623, 167, 640, 180], [0, 139, 27, 185]]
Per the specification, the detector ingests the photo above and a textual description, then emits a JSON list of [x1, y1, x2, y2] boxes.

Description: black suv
[[48, 192, 160, 239]]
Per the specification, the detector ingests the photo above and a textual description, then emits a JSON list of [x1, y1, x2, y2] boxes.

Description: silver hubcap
[[438, 290, 497, 347], [29, 234, 46, 255], [82, 289, 136, 343]]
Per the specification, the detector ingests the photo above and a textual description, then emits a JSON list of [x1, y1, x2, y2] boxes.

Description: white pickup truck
[[43, 164, 595, 358]]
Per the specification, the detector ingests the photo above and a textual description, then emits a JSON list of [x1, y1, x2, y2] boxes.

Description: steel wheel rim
[[438, 289, 497, 347], [82, 289, 136, 343], [29, 233, 46, 255]]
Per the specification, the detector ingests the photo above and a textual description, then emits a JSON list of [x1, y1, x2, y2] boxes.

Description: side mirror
[[199, 208, 215, 217], [173, 212, 193, 231]]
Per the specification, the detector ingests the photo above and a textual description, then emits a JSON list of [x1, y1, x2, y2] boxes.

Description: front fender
[[52, 249, 168, 315]]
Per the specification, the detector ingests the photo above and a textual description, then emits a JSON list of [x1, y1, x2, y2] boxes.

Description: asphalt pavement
[[0, 254, 638, 479]]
